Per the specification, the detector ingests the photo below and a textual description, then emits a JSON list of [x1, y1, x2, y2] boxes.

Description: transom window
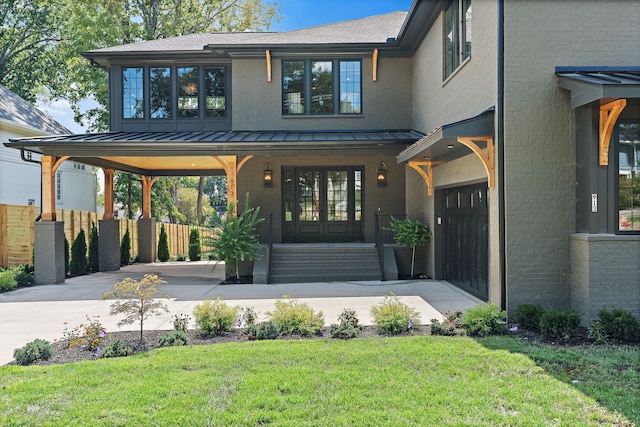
[[282, 59, 361, 115], [444, 0, 472, 79], [617, 122, 640, 232], [122, 65, 226, 120]]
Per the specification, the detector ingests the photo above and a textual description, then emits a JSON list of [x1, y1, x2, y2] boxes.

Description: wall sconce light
[[377, 161, 387, 187], [263, 163, 273, 187]]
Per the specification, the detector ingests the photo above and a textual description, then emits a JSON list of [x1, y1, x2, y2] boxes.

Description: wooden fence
[[0, 204, 216, 268]]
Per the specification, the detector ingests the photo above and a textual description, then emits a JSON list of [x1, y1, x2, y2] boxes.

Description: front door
[[283, 167, 363, 242]]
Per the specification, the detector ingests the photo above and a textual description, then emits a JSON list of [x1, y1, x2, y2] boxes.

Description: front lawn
[[1, 336, 637, 426]]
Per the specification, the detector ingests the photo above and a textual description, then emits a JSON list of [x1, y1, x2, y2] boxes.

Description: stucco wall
[[237, 154, 405, 244], [232, 57, 413, 131], [502, 0, 640, 313]]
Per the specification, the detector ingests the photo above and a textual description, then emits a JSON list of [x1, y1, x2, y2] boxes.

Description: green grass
[[1, 336, 637, 426]]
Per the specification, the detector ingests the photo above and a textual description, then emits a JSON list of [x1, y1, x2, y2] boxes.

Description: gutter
[[497, 0, 507, 310]]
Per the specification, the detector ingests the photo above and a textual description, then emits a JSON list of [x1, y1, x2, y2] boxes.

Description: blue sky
[[272, 0, 413, 31], [40, 0, 414, 133]]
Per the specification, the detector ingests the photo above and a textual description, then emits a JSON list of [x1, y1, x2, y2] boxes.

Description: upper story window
[[122, 65, 227, 120], [618, 122, 640, 232], [282, 59, 361, 115], [444, 0, 472, 79]]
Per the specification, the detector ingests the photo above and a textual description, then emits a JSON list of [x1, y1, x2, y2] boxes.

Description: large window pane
[[355, 170, 362, 221], [311, 61, 333, 114], [618, 122, 640, 231], [298, 170, 320, 222], [340, 61, 361, 114], [327, 170, 348, 221], [123, 67, 144, 119], [444, 0, 472, 79], [283, 61, 305, 114], [463, 0, 472, 61], [178, 67, 199, 118], [205, 67, 226, 118], [150, 67, 171, 119]]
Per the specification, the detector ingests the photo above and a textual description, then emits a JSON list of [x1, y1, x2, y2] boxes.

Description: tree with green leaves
[[102, 274, 170, 343], [209, 194, 263, 281], [387, 217, 432, 278], [188, 228, 201, 261], [88, 221, 99, 272], [69, 229, 88, 276], [120, 228, 131, 266]]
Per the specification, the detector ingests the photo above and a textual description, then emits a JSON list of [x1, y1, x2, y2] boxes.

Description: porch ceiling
[[6, 130, 422, 176]]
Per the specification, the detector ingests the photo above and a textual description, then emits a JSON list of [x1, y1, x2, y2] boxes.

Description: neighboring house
[[5, 0, 640, 323], [0, 85, 96, 211]]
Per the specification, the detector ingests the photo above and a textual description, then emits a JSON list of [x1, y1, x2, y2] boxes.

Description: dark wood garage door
[[443, 184, 488, 300]]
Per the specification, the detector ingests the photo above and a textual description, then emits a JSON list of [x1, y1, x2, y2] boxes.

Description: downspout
[[20, 149, 43, 221], [497, 0, 506, 310]]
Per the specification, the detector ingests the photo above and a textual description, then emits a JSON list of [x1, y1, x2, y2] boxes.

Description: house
[[0, 84, 97, 211], [5, 0, 640, 323]]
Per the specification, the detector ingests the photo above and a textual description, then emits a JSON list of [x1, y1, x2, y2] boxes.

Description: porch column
[[98, 219, 120, 271], [102, 168, 115, 220], [138, 175, 158, 263], [141, 176, 153, 219], [212, 155, 252, 216]]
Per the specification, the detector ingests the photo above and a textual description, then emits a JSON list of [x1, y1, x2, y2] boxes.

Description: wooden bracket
[[373, 48, 378, 82], [266, 50, 272, 82], [457, 136, 495, 188], [408, 161, 433, 196], [102, 168, 115, 220], [599, 99, 627, 166], [211, 155, 254, 215]]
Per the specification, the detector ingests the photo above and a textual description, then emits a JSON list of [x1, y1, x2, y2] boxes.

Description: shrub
[[172, 313, 191, 333], [69, 229, 88, 276], [101, 339, 132, 358], [64, 236, 70, 276], [0, 266, 19, 292], [88, 221, 99, 273], [15, 265, 34, 287], [62, 315, 107, 351], [102, 274, 170, 343], [268, 295, 324, 336], [461, 303, 506, 337], [193, 297, 239, 336], [239, 306, 259, 338], [120, 229, 131, 266], [159, 330, 188, 347], [587, 320, 609, 344], [157, 224, 170, 262], [514, 303, 545, 332], [539, 309, 581, 340], [176, 254, 186, 262], [188, 228, 201, 261], [370, 293, 421, 335], [14, 339, 53, 365], [330, 308, 362, 339], [386, 217, 431, 278], [430, 310, 465, 336], [255, 320, 279, 340], [598, 305, 640, 342]]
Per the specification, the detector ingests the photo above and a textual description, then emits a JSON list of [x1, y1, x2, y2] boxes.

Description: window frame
[[616, 120, 640, 234], [443, 0, 472, 80], [281, 59, 362, 116]]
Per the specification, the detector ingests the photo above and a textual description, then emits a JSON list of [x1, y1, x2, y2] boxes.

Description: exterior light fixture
[[264, 163, 273, 187], [447, 144, 454, 149], [377, 161, 387, 187]]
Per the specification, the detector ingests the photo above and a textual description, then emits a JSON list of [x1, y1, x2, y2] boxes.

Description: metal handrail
[[266, 213, 273, 284], [374, 211, 386, 281]]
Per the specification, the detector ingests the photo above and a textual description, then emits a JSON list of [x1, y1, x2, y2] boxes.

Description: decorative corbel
[[266, 50, 272, 82], [457, 137, 495, 188], [372, 48, 379, 82], [408, 161, 433, 196], [599, 99, 626, 166]]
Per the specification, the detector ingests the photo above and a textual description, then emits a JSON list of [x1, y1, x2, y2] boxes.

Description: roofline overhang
[[397, 108, 495, 165], [556, 66, 640, 108]]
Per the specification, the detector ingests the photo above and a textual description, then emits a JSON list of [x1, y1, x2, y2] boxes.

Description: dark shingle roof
[[86, 11, 408, 54], [0, 85, 70, 135]]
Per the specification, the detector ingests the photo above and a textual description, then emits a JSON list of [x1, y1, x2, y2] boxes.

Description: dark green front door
[[283, 167, 363, 242]]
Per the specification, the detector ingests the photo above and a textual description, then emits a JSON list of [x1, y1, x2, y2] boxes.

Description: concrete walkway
[[0, 261, 483, 365]]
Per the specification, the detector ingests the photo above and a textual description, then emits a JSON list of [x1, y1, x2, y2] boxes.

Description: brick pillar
[[138, 218, 156, 263], [98, 219, 120, 271], [34, 221, 66, 284]]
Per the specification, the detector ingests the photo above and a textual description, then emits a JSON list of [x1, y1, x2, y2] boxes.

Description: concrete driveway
[[0, 261, 482, 365]]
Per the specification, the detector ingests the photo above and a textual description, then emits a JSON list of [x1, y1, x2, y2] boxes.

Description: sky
[[38, 0, 414, 133]]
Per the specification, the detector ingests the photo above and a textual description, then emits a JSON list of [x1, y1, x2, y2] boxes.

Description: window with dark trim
[[617, 121, 640, 232], [444, 0, 472, 79], [122, 65, 227, 120], [282, 59, 362, 115]]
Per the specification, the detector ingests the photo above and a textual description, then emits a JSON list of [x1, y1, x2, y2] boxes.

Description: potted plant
[[387, 217, 431, 279]]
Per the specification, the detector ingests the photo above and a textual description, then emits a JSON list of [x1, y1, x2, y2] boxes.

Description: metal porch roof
[[556, 66, 640, 108]]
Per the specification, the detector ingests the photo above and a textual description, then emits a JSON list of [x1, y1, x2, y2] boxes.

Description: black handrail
[[374, 211, 386, 281], [266, 213, 273, 284]]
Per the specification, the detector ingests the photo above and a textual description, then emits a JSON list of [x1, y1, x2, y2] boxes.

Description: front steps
[[267, 243, 383, 284]]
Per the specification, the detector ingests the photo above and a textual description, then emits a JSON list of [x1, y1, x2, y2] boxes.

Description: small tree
[[120, 228, 131, 266], [209, 194, 264, 280], [387, 217, 431, 278], [88, 221, 99, 273], [188, 228, 201, 261], [69, 229, 88, 276], [157, 223, 170, 262], [102, 274, 170, 344]]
